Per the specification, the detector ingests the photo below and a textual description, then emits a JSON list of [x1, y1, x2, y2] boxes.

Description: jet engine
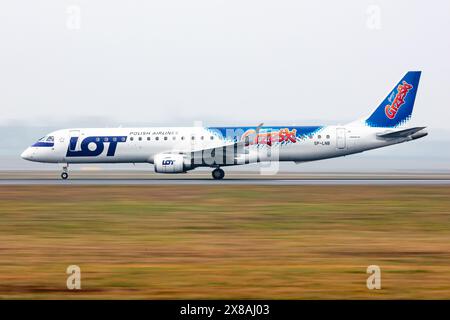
[[153, 153, 191, 173]]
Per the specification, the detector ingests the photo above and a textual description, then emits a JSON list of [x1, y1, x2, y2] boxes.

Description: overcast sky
[[0, 0, 449, 170]]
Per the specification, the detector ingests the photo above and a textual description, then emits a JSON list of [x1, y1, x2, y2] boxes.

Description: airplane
[[21, 71, 427, 180]]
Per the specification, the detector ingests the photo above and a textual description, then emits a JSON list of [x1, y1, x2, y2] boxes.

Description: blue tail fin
[[365, 71, 421, 128]]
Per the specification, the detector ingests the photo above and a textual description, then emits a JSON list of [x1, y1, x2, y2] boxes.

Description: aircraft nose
[[21, 148, 33, 161]]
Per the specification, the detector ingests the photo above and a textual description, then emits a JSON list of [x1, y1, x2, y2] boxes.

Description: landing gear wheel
[[212, 168, 225, 180], [61, 164, 69, 180]]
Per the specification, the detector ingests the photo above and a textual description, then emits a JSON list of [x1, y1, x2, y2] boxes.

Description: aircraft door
[[336, 128, 346, 149], [53, 134, 67, 162]]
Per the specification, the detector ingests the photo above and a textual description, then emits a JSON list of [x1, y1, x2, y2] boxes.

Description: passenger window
[[210, 136, 214, 140], [164, 136, 168, 141], [147, 137, 150, 141], [130, 137, 134, 141], [326, 135, 330, 139], [138, 137, 142, 141], [181, 136, 185, 140], [201, 136, 204, 140], [191, 136, 195, 140], [112, 137, 117, 142], [318, 135, 321, 139], [121, 137, 126, 142], [104, 137, 109, 142], [96, 137, 100, 142], [155, 137, 159, 141], [173, 136, 176, 140]]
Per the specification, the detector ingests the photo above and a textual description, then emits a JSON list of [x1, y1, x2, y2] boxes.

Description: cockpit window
[[32, 135, 55, 147]]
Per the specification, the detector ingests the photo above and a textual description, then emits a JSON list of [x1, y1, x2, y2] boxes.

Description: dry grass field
[[0, 185, 450, 299]]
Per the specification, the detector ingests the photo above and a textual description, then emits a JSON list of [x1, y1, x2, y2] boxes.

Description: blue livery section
[[365, 71, 421, 128], [208, 126, 323, 145], [32, 142, 54, 147]]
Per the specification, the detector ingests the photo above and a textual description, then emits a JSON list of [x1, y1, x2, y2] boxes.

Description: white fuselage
[[21, 125, 416, 167]]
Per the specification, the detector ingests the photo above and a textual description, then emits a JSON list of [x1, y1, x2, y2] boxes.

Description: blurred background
[[0, 0, 449, 172]]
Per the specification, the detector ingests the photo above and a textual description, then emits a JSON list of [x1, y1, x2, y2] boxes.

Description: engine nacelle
[[154, 153, 190, 173]]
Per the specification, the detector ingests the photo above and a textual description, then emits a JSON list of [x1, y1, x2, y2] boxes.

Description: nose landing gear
[[61, 164, 69, 180], [212, 168, 225, 180]]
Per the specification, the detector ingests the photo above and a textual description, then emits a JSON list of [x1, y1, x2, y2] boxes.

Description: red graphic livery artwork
[[385, 81, 413, 119], [242, 128, 297, 146]]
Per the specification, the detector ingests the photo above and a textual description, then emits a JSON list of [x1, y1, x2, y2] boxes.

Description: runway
[[2, 179, 450, 185], [1, 171, 450, 185]]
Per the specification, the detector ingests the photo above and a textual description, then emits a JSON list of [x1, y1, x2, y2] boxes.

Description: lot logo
[[162, 159, 175, 165], [241, 128, 297, 146], [385, 81, 413, 119], [66, 136, 127, 157]]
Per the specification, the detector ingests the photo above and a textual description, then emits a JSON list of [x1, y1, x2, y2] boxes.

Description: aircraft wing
[[377, 127, 427, 139], [187, 123, 264, 165], [191, 123, 264, 152]]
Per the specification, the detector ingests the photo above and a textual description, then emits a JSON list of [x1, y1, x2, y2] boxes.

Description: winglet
[[242, 123, 264, 147], [255, 123, 264, 135]]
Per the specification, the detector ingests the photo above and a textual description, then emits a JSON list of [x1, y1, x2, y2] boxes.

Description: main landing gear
[[61, 164, 69, 180], [212, 168, 225, 180]]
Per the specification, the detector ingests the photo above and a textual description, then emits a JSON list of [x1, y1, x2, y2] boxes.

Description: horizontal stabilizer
[[377, 127, 427, 139]]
